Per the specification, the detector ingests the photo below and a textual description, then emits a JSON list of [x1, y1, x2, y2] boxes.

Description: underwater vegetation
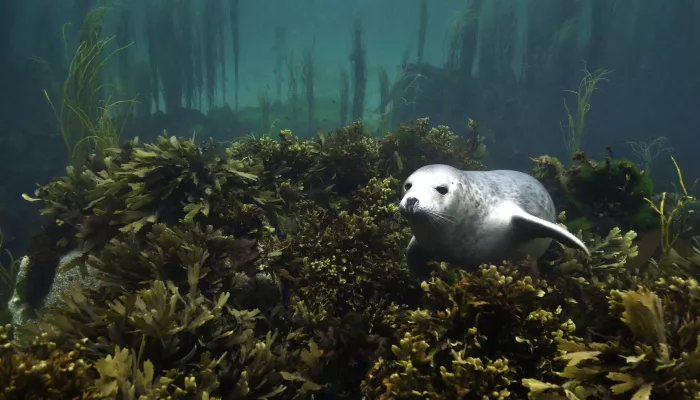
[[0, 230, 19, 324], [1, 114, 699, 399], [532, 152, 656, 236], [7, 0, 700, 262], [2, 2, 700, 398], [44, 6, 135, 167]]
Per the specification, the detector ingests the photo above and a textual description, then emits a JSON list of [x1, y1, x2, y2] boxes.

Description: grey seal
[[399, 164, 590, 277]]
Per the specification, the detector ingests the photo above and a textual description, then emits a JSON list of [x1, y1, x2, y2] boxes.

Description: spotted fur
[[399, 164, 589, 277]]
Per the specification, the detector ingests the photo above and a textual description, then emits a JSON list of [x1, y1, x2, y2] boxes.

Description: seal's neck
[[409, 218, 442, 250]]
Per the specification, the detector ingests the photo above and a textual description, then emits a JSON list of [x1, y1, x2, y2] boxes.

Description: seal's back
[[461, 169, 557, 223]]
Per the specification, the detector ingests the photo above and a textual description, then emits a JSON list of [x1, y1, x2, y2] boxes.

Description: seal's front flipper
[[406, 236, 434, 280], [511, 207, 591, 256]]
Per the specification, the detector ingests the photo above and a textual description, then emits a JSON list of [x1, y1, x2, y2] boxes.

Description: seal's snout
[[402, 197, 419, 214]]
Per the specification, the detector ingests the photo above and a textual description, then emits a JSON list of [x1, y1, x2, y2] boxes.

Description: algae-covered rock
[[8, 250, 100, 339], [3, 119, 488, 398], [2, 118, 699, 399]]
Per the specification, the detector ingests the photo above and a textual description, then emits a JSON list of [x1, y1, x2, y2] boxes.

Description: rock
[[7, 249, 100, 336]]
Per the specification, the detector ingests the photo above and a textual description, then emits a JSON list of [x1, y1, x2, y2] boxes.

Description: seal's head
[[399, 165, 463, 224]]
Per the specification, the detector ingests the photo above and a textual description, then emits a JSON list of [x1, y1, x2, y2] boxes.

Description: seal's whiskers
[[427, 210, 454, 225]]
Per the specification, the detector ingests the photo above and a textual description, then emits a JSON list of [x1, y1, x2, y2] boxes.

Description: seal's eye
[[436, 186, 448, 195], [404, 183, 412, 191]]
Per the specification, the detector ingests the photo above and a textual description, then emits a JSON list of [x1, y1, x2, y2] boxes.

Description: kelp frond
[[0, 229, 19, 302], [562, 66, 611, 155], [45, 5, 135, 166], [643, 156, 697, 254]]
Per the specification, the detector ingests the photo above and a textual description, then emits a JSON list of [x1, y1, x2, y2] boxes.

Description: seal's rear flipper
[[511, 208, 591, 257]]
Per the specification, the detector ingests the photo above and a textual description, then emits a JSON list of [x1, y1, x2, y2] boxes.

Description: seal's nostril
[[406, 197, 418, 208]]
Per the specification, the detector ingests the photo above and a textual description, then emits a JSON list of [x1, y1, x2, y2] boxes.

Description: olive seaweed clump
[[532, 152, 656, 236], [4, 118, 700, 399]]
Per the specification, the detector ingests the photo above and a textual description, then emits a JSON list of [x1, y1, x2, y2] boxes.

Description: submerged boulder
[[8, 250, 99, 336]]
